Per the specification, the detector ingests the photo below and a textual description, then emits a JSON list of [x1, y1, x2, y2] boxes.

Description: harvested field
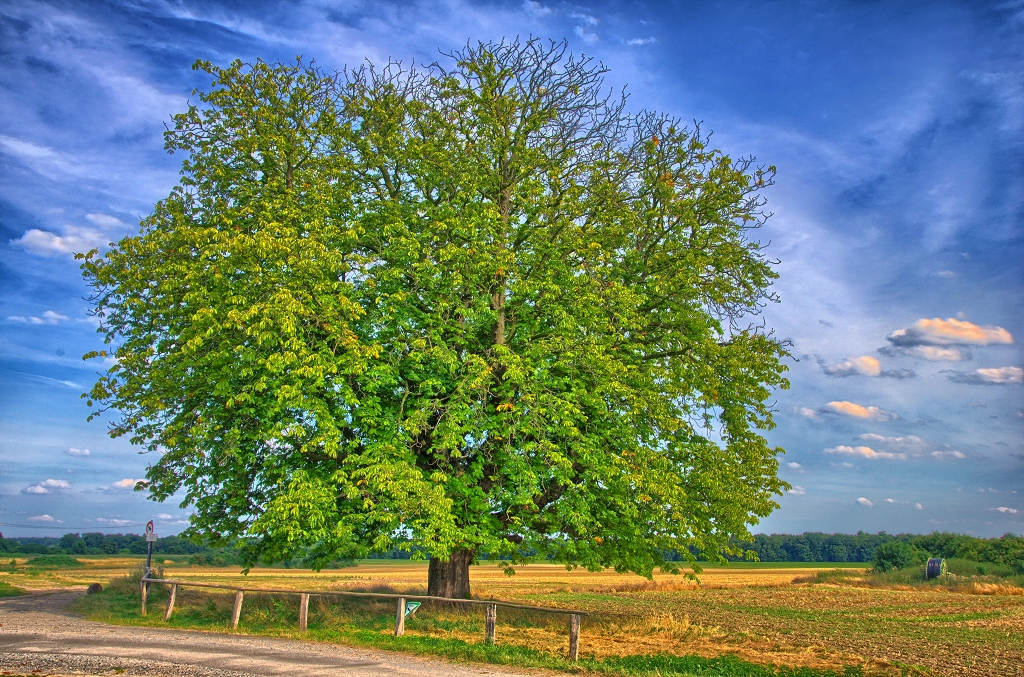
[[10, 557, 1021, 676]]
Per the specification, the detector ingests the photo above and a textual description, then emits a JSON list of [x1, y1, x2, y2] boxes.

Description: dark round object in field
[[86, 583, 102, 594], [926, 558, 945, 579]]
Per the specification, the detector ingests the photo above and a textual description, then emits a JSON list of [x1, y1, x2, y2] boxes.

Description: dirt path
[[0, 591, 534, 677]]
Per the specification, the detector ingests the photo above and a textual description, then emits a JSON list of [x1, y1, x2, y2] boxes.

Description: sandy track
[[0, 591, 533, 677]]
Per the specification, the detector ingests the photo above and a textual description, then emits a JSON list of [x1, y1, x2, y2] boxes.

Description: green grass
[[25, 554, 84, 568], [72, 580, 864, 677], [0, 580, 26, 596]]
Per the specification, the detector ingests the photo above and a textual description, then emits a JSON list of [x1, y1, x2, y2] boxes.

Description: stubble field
[[4, 557, 1022, 676]]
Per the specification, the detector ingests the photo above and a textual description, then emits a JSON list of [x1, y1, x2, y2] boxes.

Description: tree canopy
[[83, 38, 789, 596]]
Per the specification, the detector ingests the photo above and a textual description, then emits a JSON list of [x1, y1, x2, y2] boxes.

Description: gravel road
[[0, 591, 536, 677]]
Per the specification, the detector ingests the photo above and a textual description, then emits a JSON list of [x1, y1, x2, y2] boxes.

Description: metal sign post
[[144, 520, 157, 594]]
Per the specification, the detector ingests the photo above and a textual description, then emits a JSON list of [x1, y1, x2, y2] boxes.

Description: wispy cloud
[[13, 372, 83, 389], [66, 447, 90, 456], [28, 514, 59, 522], [626, 37, 657, 46], [113, 478, 144, 489], [574, 25, 599, 43], [7, 310, 69, 324], [857, 497, 874, 507], [522, 1, 552, 17], [879, 345, 971, 361], [990, 507, 1018, 514], [826, 445, 905, 460], [857, 433, 926, 449], [789, 485, 806, 495], [569, 12, 599, 25], [945, 366, 1023, 385], [823, 355, 914, 378]]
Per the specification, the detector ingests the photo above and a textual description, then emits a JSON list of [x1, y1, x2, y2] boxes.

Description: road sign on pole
[[144, 520, 156, 586]]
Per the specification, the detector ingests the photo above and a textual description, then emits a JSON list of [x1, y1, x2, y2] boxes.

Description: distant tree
[[82, 39, 789, 597], [873, 541, 925, 572]]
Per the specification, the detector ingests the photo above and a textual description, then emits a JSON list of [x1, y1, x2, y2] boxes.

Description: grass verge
[[72, 579, 866, 677], [0, 580, 26, 596]]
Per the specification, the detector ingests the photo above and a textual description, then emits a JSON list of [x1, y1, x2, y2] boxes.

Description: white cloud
[[857, 497, 874, 507], [626, 37, 657, 45], [85, 213, 126, 229], [7, 310, 69, 324], [574, 25, 599, 43], [826, 401, 895, 420], [789, 485, 806, 495], [930, 450, 967, 459], [569, 12, 598, 25], [991, 507, 1019, 514], [97, 517, 133, 526], [915, 503, 923, 510], [823, 355, 882, 377], [887, 318, 1013, 347], [12, 224, 108, 256], [522, 1, 552, 16], [113, 478, 143, 488], [908, 346, 970, 361], [66, 447, 90, 456], [28, 514, 57, 522], [946, 366, 1023, 385], [157, 513, 174, 520], [825, 445, 905, 460], [787, 462, 802, 468], [857, 433, 926, 449], [23, 478, 71, 494], [797, 406, 818, 418]]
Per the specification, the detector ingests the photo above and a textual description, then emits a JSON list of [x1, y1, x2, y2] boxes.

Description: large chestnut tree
[[83, 39, 789, 597]]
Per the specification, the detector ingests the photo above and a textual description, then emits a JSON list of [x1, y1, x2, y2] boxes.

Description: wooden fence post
[[299, 593, 309, 631], [568, 613, 581, 660], [485, 603, 497, 645], [395, 597, 406, 637], [231, 590, 244, 629], [163, 583, 177, 621], [140, 580, 148, 616]]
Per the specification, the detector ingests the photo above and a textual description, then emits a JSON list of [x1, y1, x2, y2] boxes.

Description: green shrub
[[26, 554, 84, 568], [872, 542, 925, 572]]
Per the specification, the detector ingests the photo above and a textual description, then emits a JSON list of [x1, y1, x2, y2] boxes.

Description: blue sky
[[1, 0, 1021, 538]]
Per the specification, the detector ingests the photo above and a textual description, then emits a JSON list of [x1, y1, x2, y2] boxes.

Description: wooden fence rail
[[140, 577, 587, 660]]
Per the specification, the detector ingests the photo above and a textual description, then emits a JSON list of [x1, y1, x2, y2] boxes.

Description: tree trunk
[[427, 549, 474, 598]]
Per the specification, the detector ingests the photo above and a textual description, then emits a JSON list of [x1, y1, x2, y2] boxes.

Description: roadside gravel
[[0, 591, 535, 677]]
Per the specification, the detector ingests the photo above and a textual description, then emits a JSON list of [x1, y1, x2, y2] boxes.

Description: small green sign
[[404, 601, 421, 618]]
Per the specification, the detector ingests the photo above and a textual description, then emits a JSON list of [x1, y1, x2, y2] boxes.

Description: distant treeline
[[0, 532, 233, 564], [730, 531, 1023, 567], [2, 531, 1020, 568]]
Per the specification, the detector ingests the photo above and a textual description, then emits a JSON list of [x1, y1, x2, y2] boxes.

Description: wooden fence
[[140, 577, 589, 660]]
